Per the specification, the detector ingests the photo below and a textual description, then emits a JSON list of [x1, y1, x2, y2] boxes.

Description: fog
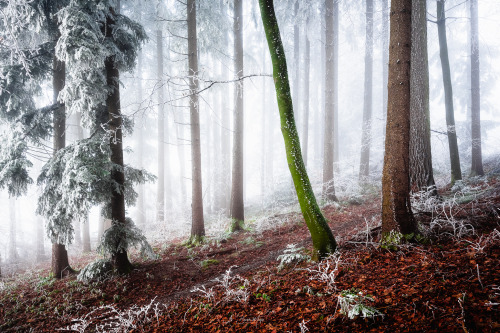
[[1, 0, 500, 274]]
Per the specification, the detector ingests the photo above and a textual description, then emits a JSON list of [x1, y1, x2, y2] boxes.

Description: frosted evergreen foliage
[[276, 244, 310, 270], [77, 259, 113, 282], [37, 136, 154, 244], [98, 217, 157, 260], [0, 129, 33, 196], [55, 0, 147, 126]]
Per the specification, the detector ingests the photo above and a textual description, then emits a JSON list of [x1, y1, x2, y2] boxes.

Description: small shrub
[[338, 288, 383, 319], [77, 259, 113, 283], [276, 244, 310, 271]]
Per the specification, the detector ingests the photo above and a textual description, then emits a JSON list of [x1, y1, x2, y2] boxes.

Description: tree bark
[[359, 0, 374, 182], [188, 0, 205, 240], [333, 0, 339, 171], [322, 0, 337, 202], [437, 0, 462, 184], [259, 0, 337, 260], [51, 47, 74, 278], [105, 9, 132, 274], [136, 51, 145, 228], [230, 0, 244, 231], [381, 0, 417, 236], [470, 0, 483, 176], [410, 0, 437, 195]]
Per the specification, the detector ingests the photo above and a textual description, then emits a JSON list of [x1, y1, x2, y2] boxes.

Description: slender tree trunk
[[188, 0, 205, 240], [410, 0, 436, 194], [301, 20, 310, 168], [381, 0, 417, 237], [470, 0, 483, 176], [8, 197, 18, 262], [437, 0, 462, 184], [105, 9, 132, 274], [52, 51, 74, 278], [173, 103, 187, 207], [156, 29, 165, 224], [322, 0, 337, 202], [359, 0, 374, 182], [333, 0, 339, 171], [382, 0, 389, 140], [259, 0, 337, 260], [230, 0, 244, 231]]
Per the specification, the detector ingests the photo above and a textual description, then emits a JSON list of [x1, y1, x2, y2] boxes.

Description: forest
[[0, 0, 499, 331]]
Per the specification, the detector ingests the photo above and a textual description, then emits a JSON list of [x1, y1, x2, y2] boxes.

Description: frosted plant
[[307, 251, 342, 291], [276, 244, 310, 271], [190, 285, 216, 303], [338, 288, 383, 319], [98, 218, 157, 260], [77, 259, 113, 283], [212, 266, 249, 303], [299, 319, 310, 333]]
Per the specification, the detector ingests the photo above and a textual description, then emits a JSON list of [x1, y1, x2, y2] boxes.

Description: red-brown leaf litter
[[1, 178, 499, 332]]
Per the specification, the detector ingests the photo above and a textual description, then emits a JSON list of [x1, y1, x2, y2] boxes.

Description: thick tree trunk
[[51, 50, 74, 278], [188, 0, 205, 240], [410, 0, 437, 194], [381, 0, 417, 237], [437, 0, 462, 184], [301, 20, 310, 168], [359, 0, 374, 182], [260, 0, 337, 260], [105, 9, 132, 274], [470, 0, 483, 176], [230, 0, 244, 231], [322, 0, 337, 202], [156, 29, 165, 224]]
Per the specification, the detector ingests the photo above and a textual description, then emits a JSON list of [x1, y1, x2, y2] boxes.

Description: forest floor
[[0, 177, 499, 332]]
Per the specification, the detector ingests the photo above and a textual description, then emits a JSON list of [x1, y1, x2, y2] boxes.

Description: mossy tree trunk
[[259, 0, 337, 260], [437, 0, 462, 184], [410, 0, 437, 195], [381, 0, 417, 237]]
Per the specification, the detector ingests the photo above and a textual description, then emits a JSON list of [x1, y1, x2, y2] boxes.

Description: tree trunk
[[230, 0, 244, 231], [322, 0, 337, 202], [51, 49, 74, 278], [381, 0, 417, 237], [359, 0, 374, 182], [259, 0, 337, 260], [188, 0, 205, 240], [437, 0, 462, 184], [156, 29, 165, 224], [105, 9, 132, 274], [301, 19, 310, 168], [410, 0, 437, 194], [261, 44, 267, 199], [470, 0, 483, 176]]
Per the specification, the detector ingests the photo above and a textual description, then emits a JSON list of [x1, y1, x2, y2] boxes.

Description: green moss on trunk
[[259, 0, 337, 260]]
